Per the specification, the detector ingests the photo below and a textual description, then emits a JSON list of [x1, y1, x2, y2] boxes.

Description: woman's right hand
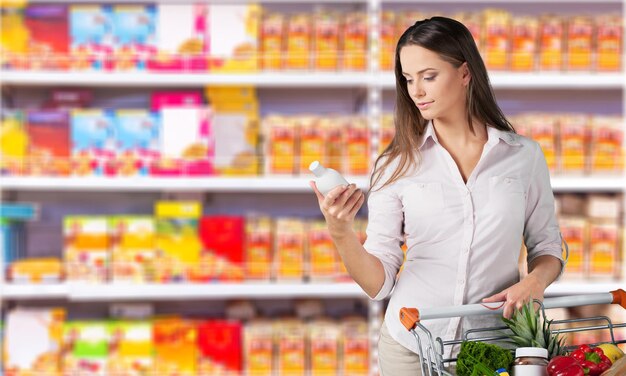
[[310, 181, 365, 237]]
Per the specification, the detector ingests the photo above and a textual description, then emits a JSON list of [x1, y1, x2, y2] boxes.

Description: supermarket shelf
[[378, 72, 625, 89], [550, 176, 625, 192], [2, 71, 624, 89], [0, 176, 370, 192], [546, 282, 625, 296], [0, 176, 620, 192], [0, 71, 371, 88], [1, 282, 367, 301]]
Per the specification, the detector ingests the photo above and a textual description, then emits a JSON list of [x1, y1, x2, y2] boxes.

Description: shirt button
[[460, 279, 465, 284]]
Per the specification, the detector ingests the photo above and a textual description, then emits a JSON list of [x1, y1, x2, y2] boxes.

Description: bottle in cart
[[309, 160, 349, 196], [513, 347, 549, 376]]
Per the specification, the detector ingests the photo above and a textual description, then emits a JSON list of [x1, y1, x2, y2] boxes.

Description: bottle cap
[[515, 347, 548, 359], [309, 160, 326, 177]]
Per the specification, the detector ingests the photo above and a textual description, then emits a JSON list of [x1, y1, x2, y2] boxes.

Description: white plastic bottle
[[309, 161, 349, 196]]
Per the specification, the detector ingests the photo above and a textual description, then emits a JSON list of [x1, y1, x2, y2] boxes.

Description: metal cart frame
[[399, 289, 626, 376]]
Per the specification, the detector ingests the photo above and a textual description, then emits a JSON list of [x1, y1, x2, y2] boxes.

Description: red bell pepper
[[570, 345, 613, 376], [547, 356, 585, 376]]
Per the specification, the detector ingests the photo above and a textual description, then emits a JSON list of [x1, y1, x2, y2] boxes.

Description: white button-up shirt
[[363, 121, 564, 359]]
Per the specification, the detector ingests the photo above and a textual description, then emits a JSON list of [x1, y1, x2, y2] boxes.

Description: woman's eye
[[406, 79, 413, 84], [424, 76, 436, 81]]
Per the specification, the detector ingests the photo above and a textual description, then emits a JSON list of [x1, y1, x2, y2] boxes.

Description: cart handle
[[400, 289, 626, 331]]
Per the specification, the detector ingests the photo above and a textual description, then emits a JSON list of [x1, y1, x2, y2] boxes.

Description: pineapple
[[501, 300, 566, 359]]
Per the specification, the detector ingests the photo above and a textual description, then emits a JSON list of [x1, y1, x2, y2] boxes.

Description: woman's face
[[399, 45, 470, 121]]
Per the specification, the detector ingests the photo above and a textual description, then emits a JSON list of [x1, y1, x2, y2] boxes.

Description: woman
[[310, 16, 564, 375]]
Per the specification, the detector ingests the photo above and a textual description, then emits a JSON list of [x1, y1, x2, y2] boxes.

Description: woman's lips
[[417, 101, 433, 109]]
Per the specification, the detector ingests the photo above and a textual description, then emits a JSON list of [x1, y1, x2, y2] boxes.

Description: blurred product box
[[26, 109, 70, 176], [276, 319, 307, 375], [244, 319, 274, 375], [308, 220, 340, 281], [71, 109, 116, 176], [314, 10, 340, 71], [274, 218, 306, 281], [199, 216, 245, 281], [197, 320, 242, 374], [285, 14, 312, 70], [24, 4, 69, 70], [559, 114, 588, 174], [566, 16, 594, 71], [538, 15, 564, 71], [9, 257, 62, 284], [309, 319, 341, 375], [559, 217, 587, 279], [63, 321, 110, 375], [208, 4, 259, 72], [245, 216, 274, 281], [114, 110, 160, 176], [380, 11, 396, 71], [107, 320, 153, 375], [483, 9, 511, 70], [596, 15, 622, 71], [298, 116, 324, 175], [260, 12, 285, 71], [69, 5, 114, 71], [63, 216, 110, 283], [109, 216, 156, 283], [588, 221, 620, 280], [112, 4, 156, 71], [510, 16, 538, 71], [153, 318, 197, 375], [0, 110, 27, 175]]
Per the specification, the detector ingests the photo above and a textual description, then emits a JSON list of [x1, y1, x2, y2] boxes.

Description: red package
[[197, 320, 242, 373]]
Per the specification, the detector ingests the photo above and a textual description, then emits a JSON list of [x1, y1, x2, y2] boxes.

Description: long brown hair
[[370, 16, 515, 191]]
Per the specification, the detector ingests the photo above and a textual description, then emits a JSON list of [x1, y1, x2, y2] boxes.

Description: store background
[[0, 0, 624, 375]]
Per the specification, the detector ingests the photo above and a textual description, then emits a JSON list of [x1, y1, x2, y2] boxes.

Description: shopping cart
[[399, 289, 626, 376]]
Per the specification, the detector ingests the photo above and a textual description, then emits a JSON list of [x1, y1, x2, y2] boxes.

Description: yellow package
[[342, 317, 369, 375], [590, 115, 623, 173], [264, 115, 297, 175], [286, 14, 312, 70], [379, 113, 395, 155], [483, 9, 511, 70], [245, 216, 273, 281], [588, 221, 619, 279], [260, 12, 285, 70], [559, 114, 588, 174], [206, 86, 257, 104], [299, 116, 324, 175], [109, 216, 156, 283], [10, 258, 63, 284], [63, 216, 110, 283], [154, 201, 202, 282], [0, 7, 29, 69], [511, 16, 538, 71], [596, 14, 622, 71], [308, 221, 339, 281], [380, 11, 396, 71], [107, 321, 153, 376], [324, 117, 344, 173], [539, 15, 564, 71], [314, 11, 340, 71], [244, 320, 274, 376], [528, 114, 558, 172], [207, 4, 259, 72], [4, 308, 65, 376], [345, 116, 370, 176], [0, 110, 28, 175], [566, 16, 593, 71], [559, 217, 587, 278], [276, 319, 306, 376], [309, 319, 340, 375], [343, 11, 367, 71], [274, 218, 305, 280], [153, 318, 197, 376]]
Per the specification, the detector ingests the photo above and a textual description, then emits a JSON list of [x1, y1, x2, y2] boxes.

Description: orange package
[[153, 318, 197, 376], [559, 217, 587, 279], [314, 10, 340, 70], [558, 114, 588, 174], [276, 319, 306, 376], [286, 13, 312, 70], [308, 220, 339, 281], [244, 320, 274, 376], [345, 116, 370, 176], [511, 16, 538, 71], [342, 317, 369, 376], [588, 221, 620, 279], [325, 117, 344, 173], [590, 115, 624, 173], [528, 114, 558, 172], [538, 15, 564, 71], [309, 319, 340, 375], [264, 115, 297, 175], [566, 16, 593, 71], [299, 116, 324, 175], [260, 12, 285, 70], [274, 218, 306, 281], [343, 11, 367, 71], [379, 113, 395, 155], [483, 9, 511, 70], [380, 11, 396, 71], [245, 216, 273, 281], [596, 14, 622, 71]]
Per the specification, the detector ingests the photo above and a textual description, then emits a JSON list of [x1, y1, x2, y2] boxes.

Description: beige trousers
[[378, 322, 456, 376]]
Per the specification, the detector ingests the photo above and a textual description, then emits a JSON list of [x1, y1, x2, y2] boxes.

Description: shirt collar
[[418, 121, 521, 150]]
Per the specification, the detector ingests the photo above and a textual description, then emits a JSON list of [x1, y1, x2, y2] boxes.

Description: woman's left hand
[[481, 275, 545, 319]]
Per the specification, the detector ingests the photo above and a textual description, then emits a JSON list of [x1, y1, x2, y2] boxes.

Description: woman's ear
[[461, 62, 471, 87]]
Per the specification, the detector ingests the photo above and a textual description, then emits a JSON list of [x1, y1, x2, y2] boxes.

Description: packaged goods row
[[555, 194, 623, 280], [1, 306, 370, 376], [1, 3, 368, 73], [2, 3, 622, 73], [381, 9, 623, 72], [2, 201, 366, 284], [2, 99, 623, 177]]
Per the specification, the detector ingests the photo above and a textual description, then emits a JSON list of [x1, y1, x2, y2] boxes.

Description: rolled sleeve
[[524, 142, 565, 277], [363, 185, 405, 300]]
